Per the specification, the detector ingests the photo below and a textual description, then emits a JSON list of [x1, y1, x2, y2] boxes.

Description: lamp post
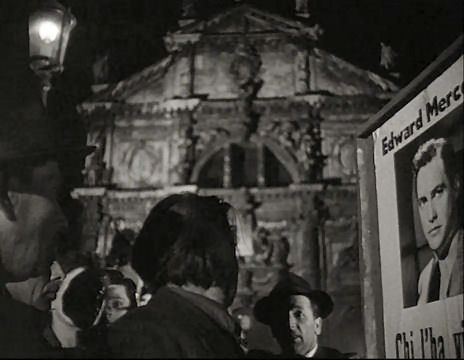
[[29, 0, 76, 106]]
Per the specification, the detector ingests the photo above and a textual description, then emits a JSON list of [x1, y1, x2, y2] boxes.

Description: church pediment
[[83, 4, 396, 110], [311, 48, 398, 96], [163, 4, 323, 52]]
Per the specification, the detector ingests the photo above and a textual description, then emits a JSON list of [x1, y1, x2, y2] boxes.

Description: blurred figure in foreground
[[232, 306, 254, 353], [41, 266, 107, 358], [108, 193, 243, 358], [0, 69, 92, 357]]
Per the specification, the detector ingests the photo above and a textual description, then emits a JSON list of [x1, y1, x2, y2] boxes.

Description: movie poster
[[374, 55, 463, 358]]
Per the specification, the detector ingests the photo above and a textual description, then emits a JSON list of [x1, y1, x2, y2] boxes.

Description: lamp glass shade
[[29, 1, 76, 72]]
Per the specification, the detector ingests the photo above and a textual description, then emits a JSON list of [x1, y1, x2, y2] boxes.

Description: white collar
[[305, 344, 318, 358], [51, 315, 79, 348]]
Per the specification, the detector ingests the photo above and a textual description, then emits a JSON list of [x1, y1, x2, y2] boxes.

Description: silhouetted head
[[132, 193, 238, 307]]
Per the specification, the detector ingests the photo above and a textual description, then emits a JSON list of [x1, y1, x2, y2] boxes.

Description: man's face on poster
[[416, 155, 456, 253]]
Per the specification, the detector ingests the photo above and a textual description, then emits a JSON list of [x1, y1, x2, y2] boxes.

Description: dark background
[[1, 0, 463, 94]]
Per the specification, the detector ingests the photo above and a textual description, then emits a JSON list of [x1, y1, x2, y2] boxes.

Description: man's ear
[[0, 171, 16, 221], [315, 317, 322, 336], [453, 175, 461, 196]]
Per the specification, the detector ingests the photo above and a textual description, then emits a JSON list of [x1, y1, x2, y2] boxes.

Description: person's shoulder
[[0, 295, 49, 357], [246, 349, 279, 358], [108, 291, 187, 338], [107, 305, 173, 358], [2, 293, 46, 324], [315, 346, 347, 359], [109, 302, 154, 332]]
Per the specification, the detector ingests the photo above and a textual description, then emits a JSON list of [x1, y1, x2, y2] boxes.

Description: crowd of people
[[0, 70, 349, 358]]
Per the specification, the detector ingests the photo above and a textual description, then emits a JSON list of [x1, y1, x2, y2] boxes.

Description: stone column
[[257, 141, 266, 187], [298, 194, 321, 289], [102, 114, 115, 185], [223, 143, 232, 188], [294, 49, 309, 94], [71, 188, 107, 255], [189, 43, 196, 96]]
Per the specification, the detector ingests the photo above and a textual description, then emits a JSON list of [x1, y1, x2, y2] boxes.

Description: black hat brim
[[254, 289, 334, 325]]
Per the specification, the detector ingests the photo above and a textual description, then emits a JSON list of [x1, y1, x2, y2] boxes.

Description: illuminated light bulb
[[38, 21, 59, 43]]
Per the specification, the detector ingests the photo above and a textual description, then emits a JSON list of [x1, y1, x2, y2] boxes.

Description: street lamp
[[29, 0, 76, 105]]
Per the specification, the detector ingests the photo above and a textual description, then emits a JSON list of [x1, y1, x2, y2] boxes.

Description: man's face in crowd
[[0, 159, 66, 283], [271, 295, 321, 356], [105, 285, 132, 324], [0, 193, 67, 282], [416, 156, 457, 254]]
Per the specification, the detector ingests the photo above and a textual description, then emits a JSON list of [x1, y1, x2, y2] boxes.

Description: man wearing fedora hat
[[250, 272, 345, 358], [0, 69, 94, 357]]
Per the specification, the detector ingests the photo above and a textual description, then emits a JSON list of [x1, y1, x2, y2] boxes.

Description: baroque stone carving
[[77, 195, 104, 253], [229, 37, 263, 138], [83, 125, 107, 186], [261, 118, 326, 182], [326, 217, 360, 289], [253, 227, 290, 268], [193, 126, 230, 159], [127, 145, 160, 184], [321, 134, 357, 183], [294, 49, 309, 94], [170, 116, 196, 185], [112, 140, 165, 188]]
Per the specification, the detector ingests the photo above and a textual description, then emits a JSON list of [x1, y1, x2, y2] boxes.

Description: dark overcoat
[[108, 286, 244, 358], [0, 287, 47, 358], [247, 346, 347, 359]]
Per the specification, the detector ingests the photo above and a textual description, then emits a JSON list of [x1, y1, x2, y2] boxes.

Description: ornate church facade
[[73, 4, 397, 354]]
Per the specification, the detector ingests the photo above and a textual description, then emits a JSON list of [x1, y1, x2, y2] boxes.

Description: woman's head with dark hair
[[103, 269, 137, 324], [132, 193, 239, 306], [106, 229, 136, 267], [51, 266, 106, 331]]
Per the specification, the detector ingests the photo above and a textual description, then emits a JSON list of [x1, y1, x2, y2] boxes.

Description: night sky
[[1, 0, 462, 101]]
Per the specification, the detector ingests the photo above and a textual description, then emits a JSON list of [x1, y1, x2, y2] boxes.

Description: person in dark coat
[[107, 193, 244, 358], [249, 273, 346, 359]]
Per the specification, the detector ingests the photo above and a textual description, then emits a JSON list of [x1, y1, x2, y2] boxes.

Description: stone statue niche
[[253, 227, 290, 269], [82, 124, 109, 187], [229, 37, 263, 138]]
